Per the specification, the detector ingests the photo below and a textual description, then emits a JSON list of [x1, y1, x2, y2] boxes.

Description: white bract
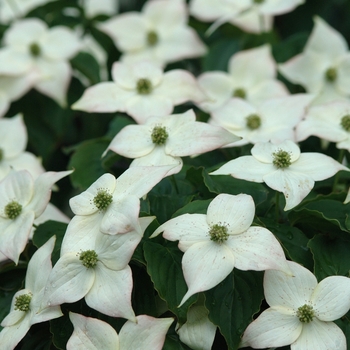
[[240, 261, 350, 349], [0, 169, 73, 264], [209, 94, 313, 146], [80, 0, 118, 18], [67, 312, 173, 350], [105, 110, 241, 175], [197, 44, 288, 113], [151, 193, 291, 306], [72, 61, 206, 124], [210, 140, 349, 210], [279, 16, 350, 105], [98, 0, 207, 66], [0, 236, 62, 349], [0, 18, 81, 106]]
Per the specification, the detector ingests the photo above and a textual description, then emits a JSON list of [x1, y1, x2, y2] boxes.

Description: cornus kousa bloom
[[240, 261, 350, 349], [98, 0, 207, 66], [72, 61, 206, 124], [105, 110, 241, 175], [190, 0, 304, 34], [197, 44, 288, 113], [209, 94, 313, 147], [0, 236, 62, 350], [296, 100, 350, 151], [0, 169, 72, 264], [68, 166, 173, 236], [279, 17, 350, 105], [0, 18, 81, 106], [151, 193, 291, 306], [210, 140, 349, 210], [67, 312, 173, 350]]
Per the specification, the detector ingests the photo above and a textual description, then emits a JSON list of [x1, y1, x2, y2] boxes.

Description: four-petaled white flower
[[0, 236, 62, 350], [0, 18, 81, 106], [210, 140, 349, 210], [151, 193, 291, 306], [67, 312, 173, 350], [0, 169, 73, 264], [105, 110, 241, 176], [72, 61, 206, 124], [240, 261, 350, 349], [279, 16, 350, 105], [98, 0, 207, 66]]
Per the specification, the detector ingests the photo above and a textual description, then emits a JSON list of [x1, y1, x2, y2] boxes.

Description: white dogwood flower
[[210, 140, 349, 210], [72, 61, 206, 124], [151, 193, 291, 306], [240, 261, 350, 349]]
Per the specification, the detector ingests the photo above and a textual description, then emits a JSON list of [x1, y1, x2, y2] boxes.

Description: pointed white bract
[[72, 60, 207, 123], [0, 18, 81, 106], [279, 16, 350, 105], [0, 236, 62, 349], [80, 0, 119, 18], [240, 261, 350, 349], [67, 312, 173, 350], [151, 193, 291, 306], [106, 109, 241, 175], [98, 0, 207, 66], [210, 140, 349, 210]]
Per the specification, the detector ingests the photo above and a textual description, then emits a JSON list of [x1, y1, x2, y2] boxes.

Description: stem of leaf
[[332, 148, 345, 192]]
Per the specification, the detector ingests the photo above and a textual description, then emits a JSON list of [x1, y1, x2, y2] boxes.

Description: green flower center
[[0, 148, 3, 161], [79, 250, 98, 268], [233, 88, 246, 99], [29, 42, 41, 57], [246, 114, 261, 130], [209, 224, 229, 244], [93, 189, 113, 211], [272, 149, 292, 169], [296, 304, 315, 323], [151, 126, 168, 145], [147, 31, 158, 46], [5, 201, 22, 219], [14, 293, 32, 312], [340, 115, 350, 132], [137, 78, 153, 95], [325, 67, 337, 82]]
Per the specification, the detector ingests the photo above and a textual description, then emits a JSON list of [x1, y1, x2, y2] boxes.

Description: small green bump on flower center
[[5, 201, 22, 219], [14, 293, 32, 312], [0, 148, 3, 161], [325, 67, 337, 82], [29, 42, 41, 57], [233, 88, 246, 99], [147, 31, 158, 46], [296, 304, 315, 323], [272, 149, 292, 169], [151, 126, 168, 145], [79, 250, 98, 268], [246, 114, 261, 130], [209, 224, 229, 244], [93, 189, 113, 211], [340, 115, 350, 132], [137, 78, 153, 95]]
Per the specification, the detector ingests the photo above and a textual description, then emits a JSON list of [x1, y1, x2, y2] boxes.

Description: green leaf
[[105, 115, 135, 139], [172, 199, 212, 217], [70, 52, 101, 85], [205, 270, 264, 350]]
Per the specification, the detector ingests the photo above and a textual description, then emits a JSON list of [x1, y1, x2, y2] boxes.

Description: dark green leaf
[[70, 52, 101, 85]]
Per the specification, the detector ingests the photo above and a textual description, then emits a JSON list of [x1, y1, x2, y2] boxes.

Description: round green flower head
[[325, 67, 337, 82], [296, 304, 315, 323], [137, 78, 153, 95], [246, 114, 261, 130], [151, 126, 168, 145], [340, 114, 350, 132], [147, 31, 158, 46], [233, 88, 246, 99], [5, 200, 22, 219], [272, 149, 292, 169], [29, 42, 41, 57], [15, 293, 32, 312], [80, 250, 98, 268], [0, 148, 3, 162], [93, 189, 113, 211], [209, 223, 229, 243]]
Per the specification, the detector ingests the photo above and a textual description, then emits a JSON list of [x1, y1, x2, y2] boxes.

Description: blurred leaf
[[71, 52, 101, 85], [105, 115, 134, 139]]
